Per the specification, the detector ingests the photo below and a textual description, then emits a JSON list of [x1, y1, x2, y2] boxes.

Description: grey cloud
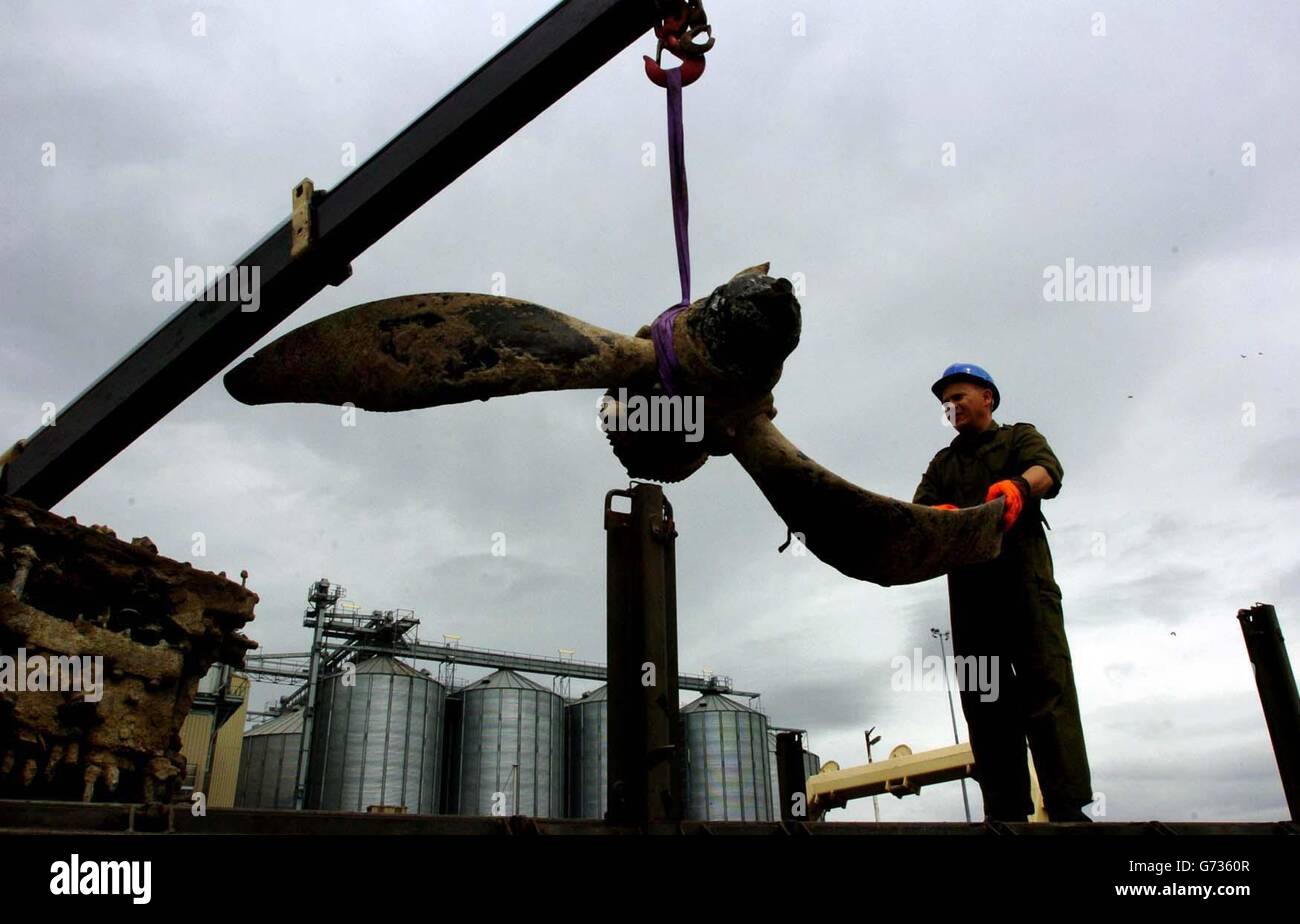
[[3, 0, 1298, 823]]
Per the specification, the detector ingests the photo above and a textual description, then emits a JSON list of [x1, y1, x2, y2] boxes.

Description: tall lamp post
[[931, 627, 972, 823], [865, 727, 882, 822]]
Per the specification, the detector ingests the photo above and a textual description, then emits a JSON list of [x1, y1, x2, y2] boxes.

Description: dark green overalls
[[913, 420, 1093, 820]]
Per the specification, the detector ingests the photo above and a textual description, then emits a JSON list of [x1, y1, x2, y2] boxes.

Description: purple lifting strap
[[650, 66, 692, 398], [650, 303, 689, 398]]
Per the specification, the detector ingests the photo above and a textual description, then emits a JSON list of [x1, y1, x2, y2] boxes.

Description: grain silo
[[305, 656, 445, 813], [450, 669, 565, 817], [682, 692, 772, 821], [566, 685, 608, 819], [766, 728, 822, 818], [235, 709, 303, 809]]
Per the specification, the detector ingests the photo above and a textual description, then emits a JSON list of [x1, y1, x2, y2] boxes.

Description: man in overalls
[[913, 363, 1093, 822]]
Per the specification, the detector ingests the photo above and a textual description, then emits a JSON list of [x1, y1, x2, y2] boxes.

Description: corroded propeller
[[223, 292, 660, 411], [728, 413, 1004, 585], [224, 264, 1003, 585]]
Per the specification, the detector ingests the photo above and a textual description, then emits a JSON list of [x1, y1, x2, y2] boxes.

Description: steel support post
[[604, 483, 683, 825]]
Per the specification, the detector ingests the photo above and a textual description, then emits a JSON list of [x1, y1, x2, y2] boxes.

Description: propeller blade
[[730, 415, 1005, 586], [224, 293, 656, 411]]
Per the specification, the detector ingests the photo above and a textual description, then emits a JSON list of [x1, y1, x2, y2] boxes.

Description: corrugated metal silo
[[566, 685, 608, 819], [305, 656, 445, 813], [235, 709, 303, 809], [451, 669, 565, 817], [683, 692, 772, 821]]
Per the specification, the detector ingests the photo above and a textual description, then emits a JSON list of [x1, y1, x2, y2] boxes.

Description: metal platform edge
[[0, 801, 1294, 836]]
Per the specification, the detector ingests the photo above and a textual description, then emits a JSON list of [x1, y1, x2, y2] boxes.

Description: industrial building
[[233, 664, 810, 820], [178, 669, 250, 808], [222, 579, 818, 820], [234, 663, 809, 821]]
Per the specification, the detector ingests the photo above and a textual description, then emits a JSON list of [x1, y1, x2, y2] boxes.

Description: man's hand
[[985, 476, 1031, 530]]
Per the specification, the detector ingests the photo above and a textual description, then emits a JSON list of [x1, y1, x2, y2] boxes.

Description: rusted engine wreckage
[[0, 494, 256, 803]]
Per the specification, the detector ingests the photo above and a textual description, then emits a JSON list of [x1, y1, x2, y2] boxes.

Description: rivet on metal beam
[[291, 178, 352, 286], [290, 178, 315, 260]]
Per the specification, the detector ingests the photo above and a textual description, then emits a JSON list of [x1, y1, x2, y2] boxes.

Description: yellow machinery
[[807, 742, 1049, 821]]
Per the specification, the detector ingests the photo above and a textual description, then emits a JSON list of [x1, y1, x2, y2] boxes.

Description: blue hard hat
[[931, 363, 1000, 410]]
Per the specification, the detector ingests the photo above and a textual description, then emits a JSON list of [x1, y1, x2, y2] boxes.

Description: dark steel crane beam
[[3, 0, 660, 508]]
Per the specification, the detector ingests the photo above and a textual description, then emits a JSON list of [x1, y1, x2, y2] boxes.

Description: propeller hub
[[685, 274, 801, 392]]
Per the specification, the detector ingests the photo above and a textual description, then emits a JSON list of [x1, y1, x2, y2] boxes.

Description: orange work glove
[[985, 476, 1031, 530], [929, 504, 959, 511]]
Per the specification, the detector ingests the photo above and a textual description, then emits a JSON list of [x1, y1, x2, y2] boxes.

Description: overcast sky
[[3, 0, 1298, 823]]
